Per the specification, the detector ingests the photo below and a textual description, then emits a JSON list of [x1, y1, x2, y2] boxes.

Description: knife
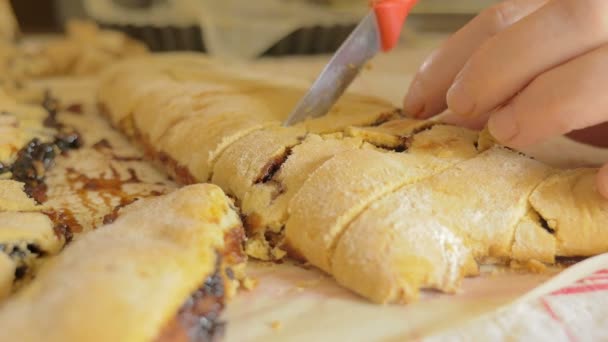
[[283, 0, 419, 127]]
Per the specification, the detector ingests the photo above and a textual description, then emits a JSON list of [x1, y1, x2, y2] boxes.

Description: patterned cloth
[[426, 255, 608, 341]]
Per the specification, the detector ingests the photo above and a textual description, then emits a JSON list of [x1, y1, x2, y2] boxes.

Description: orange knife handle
[[371, 0, 418, 52]]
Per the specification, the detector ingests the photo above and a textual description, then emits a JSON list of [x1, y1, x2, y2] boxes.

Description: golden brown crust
[[240, 134, 364, 260], [530, 168, 608, 256], [332, 147, 553, 303], [93, 53, 608, 307], [0, 184, 245, 342]]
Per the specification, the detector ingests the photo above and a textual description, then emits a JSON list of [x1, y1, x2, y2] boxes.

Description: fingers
[[448, 0, 608, 118], [597, 164, 608, 199], [404, 0, 548, 118], [488, 44, 608, 149]]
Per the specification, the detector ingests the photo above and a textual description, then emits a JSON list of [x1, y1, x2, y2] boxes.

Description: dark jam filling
[[0, 242, 47, 281], [10, 138, 56, 203], [370, 109, 403, 127], [255, 148, 293, 185], [556, 256, 587, 267], [43, 209, 82, 243], [154, 264, 226, 342], [4, 92, 83, 203]]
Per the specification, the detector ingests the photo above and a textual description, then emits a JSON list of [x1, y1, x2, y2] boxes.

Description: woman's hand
[[403, 0, 608, 198]]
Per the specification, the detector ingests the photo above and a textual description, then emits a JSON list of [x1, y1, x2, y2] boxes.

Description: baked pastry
[[98, 53, 608, 305], [332, 147, 553, 303], [0, 83, 176, 298], [529, 168, 608, 256], [97, 54, 397, 184], [0, 211, 62, 297], [0, 83, 249, 340], [285, 124, 480, 273], [234, 133, 364, 260], [0, 184, 246, 342]]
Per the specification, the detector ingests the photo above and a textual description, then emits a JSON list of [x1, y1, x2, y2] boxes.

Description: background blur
[[12, 0, 501, 58]]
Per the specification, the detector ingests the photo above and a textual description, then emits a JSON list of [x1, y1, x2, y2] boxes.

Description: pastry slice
[[345, 118, 435, 150], [331, 147, 554, 303], [407, 124, 481, 161], [157, 113, 277, 183], [132, 82, 266, 144], [510, 211, 556, 264], [238, 134, 364, 260], [0, 212, 63, 296], [529, 168, 608, 257], [285, 149, 456, 273], [97, 71, 173, 131], [283, 123, 480, 272], [0, 180, 40, 211], [333, 192, 477, 304], [0, 184, 246, 342], [0, 90, 56, 165], [346, 119, 479, 160], [212, 126, 307, 202]]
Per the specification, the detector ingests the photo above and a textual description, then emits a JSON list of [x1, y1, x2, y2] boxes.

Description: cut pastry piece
[[0, 180, 40, 211], [284, 125, 480, 272], [212, 126, 307, 202], [0, 212, 63, 291], [132, 83, 261, 144], [97, 71, 173, 130], [157, 113, 276, 183], [332, 147, 553, 303], [0, 184, 246, 342], [407, 124, 480, 161], [285, 149, 457, 272], [0, 90, 56, 165], [238, 134, 364, 260], [529, 168, 608, 257], [347, 119, 479, 160], [345, 118, 435, 150], [510, 210, 556, 264], [333, 192, 477, 304], [419, 147, 554, 261]]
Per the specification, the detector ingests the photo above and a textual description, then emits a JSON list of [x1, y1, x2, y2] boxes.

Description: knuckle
[[556, 0, 608, 35], [479, 4, 513, 34]]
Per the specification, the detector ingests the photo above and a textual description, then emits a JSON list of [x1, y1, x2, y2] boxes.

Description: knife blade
[[282, 12, 381, 127], [283, 0, 418, 127]]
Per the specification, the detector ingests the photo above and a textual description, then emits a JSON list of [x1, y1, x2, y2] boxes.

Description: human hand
[[403, 0, 608, 198]]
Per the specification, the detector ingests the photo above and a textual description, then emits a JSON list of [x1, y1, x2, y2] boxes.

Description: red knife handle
[[371, 0, 418, 52]]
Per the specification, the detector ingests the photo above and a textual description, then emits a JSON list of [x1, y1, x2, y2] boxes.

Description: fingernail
[[446, 79, 476, 116], [488, 108, 519, 144], [404, 79, 425, 117]]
